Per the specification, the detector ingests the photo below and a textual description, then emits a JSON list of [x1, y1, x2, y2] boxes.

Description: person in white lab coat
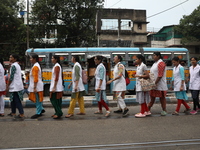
[[148, 52, 168, 116], [0, 57, 6, 117], [107, 55, 129, 117], [94, 56, 110, 117], [134, 55, 151, 118], [170, 57, 190, 115], [188, 57, 200, 115], [65, 55, 85, 118]]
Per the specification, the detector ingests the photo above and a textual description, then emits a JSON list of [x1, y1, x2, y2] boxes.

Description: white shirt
[[50, 63, 63, 92], [136, 62, 147, 91], [173, 64, 186, 91], [150, 59, 168, 91], [28, 62, 43, 92], [112, 62, 126, 91], [189, 64, 200, 90], [72, 62, 85, 92], [0, 63, 6, 92], [95, 63, 106, 90]]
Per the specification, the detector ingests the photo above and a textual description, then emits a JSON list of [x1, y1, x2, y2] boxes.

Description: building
[[147, 25, 200, 58], [96, 9, 149, 47]]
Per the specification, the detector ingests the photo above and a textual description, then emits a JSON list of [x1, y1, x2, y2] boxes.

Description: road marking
[[3, 139, 200, 150]]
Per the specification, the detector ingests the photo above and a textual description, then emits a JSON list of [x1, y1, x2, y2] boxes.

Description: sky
[[104, 0, 200, 32]]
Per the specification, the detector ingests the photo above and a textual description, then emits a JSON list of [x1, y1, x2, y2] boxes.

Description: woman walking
[[94, 56, 111, 117], [107, 55, 129, 117], [6, 54, 24, 118], [170, 57, 190, 115], [0, 57, 6, 117], [50, 55, 63, 119], [148, 52, 168, 116], [28, 54, 45, 119], [189, 57, 200, 115], [134, 55, 151, 118], [65, 56, 86, 118]]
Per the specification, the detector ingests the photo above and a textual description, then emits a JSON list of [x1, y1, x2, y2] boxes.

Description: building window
[[195, 47, 200, 54], [138, 23, 142, 30]]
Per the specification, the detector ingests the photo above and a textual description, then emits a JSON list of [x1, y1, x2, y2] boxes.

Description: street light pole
[[27, 0, 29, 49]]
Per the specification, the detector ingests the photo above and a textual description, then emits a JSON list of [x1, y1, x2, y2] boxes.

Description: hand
[[180, 86, 183, 91], [107, 80, 112, 85], [68, 84, 71, 89], [52, 87, 56, 93], [96, 88, 101, 93], [74, 86, 78, 92], [34, 88, 37, 93], [169, 86, 173, 91]]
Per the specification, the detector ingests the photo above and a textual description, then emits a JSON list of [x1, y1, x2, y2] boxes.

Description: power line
[[147, 0, 189, 18], [109, 0, 122, 8]]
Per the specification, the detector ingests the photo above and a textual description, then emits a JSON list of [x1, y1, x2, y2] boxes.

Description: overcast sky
[[104, 0, 200, 31]]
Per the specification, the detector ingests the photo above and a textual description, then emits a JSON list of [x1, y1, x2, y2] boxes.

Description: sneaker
[[161, 111, 167, 116], [135, 113, 146, 118], [122, 108, 129, 117], [144, 111, 151, 116], [114, 109, 123, 113], [190, 110, 197, 115], [196, 108, 200, 112], [31, 114, 42, 119]]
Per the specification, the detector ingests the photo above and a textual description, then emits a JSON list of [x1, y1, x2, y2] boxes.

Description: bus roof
[[26, 47, 188, 53]]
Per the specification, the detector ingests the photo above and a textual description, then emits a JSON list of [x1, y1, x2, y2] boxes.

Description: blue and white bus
[[25, 47, 190, 96]]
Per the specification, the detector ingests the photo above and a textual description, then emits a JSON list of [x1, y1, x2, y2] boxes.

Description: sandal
[[105, 111, 110, 117], [0, 114, 4, 117], [7, 113, 16, 117], [183, 108, 191, 113], [15, 114, 25, 118], [65, 114, 74, 118], [94, 111, 103, 114], [172, 111, 179, 115], [51, 114, 56, 117], [76, 112, 85, 115], [53, 115, 61, 119]]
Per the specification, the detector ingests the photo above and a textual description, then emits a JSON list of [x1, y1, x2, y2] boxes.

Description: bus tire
[[44, 84, 50, 96]]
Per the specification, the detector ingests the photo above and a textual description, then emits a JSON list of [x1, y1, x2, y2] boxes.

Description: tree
[[30, 0, 104, 48], [175, 5, 200, 44], [0, 0, 27, 64]]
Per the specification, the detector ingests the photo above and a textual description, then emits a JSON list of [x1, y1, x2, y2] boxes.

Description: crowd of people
[[0, 52, 199, 119]]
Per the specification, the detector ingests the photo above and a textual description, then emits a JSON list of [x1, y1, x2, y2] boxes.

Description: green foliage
[[30, 0, 104, 47], [0, 0, 27, 63], [175, 5, 200, 44]]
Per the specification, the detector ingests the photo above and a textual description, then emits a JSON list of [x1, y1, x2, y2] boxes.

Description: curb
[[4, 96, 193, 108]]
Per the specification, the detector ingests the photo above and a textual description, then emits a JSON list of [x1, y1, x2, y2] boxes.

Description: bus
[[25, 47, 190, 96]]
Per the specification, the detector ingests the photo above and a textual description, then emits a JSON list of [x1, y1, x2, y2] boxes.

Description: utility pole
[[27, 0, 29, 49]]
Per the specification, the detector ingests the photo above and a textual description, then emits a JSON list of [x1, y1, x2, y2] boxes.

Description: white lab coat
[[150, 59, 168, 91], [173, 64, 186, 91], [112, 62, 126, 91], [95, 63, 106, 90], [189, 64, 200, 90], [50, 63, 63, 92], [72, 62, 85, 92], [0, 63, 6, 92]]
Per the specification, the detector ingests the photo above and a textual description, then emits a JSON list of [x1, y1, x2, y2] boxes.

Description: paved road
[[0, 103, 200, 149]]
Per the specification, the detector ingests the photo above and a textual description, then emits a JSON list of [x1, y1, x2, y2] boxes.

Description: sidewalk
[[4, 92, 193, 108]]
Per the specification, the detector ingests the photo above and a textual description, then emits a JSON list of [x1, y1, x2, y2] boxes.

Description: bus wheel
[[44, 84, 50, 96]]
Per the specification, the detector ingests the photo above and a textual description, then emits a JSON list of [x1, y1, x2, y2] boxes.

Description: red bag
[[125, 77, 130, 86]]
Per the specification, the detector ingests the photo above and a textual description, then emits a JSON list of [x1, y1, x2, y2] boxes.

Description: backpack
[[82, 70, 88, 84], [124, 69, 130, 86], [118, 63, 130, 86]]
